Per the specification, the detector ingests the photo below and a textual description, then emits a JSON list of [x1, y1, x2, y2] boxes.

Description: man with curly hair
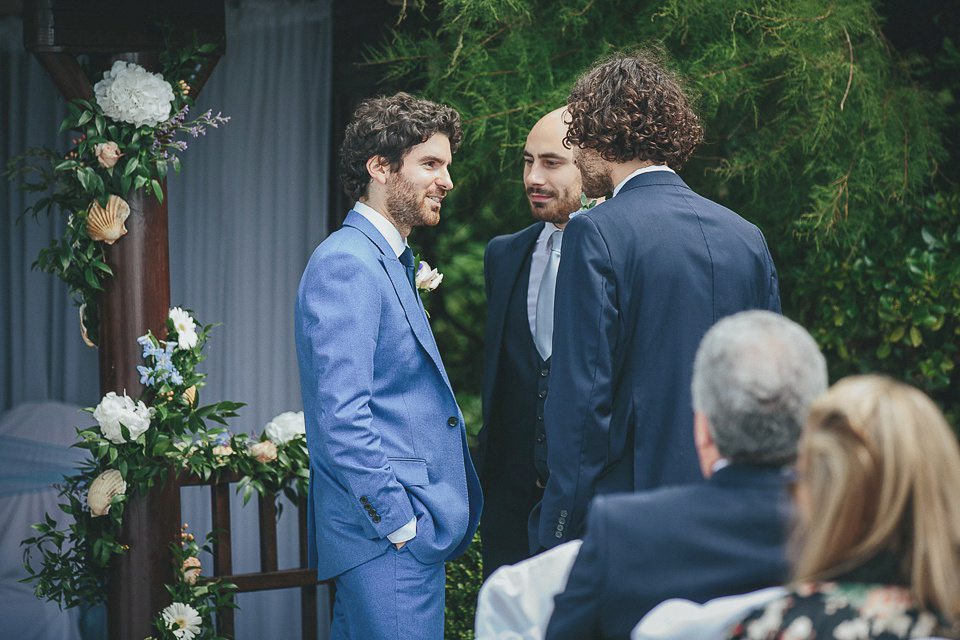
[[533, 51, 781, 552], [295, 92, 482, 639]]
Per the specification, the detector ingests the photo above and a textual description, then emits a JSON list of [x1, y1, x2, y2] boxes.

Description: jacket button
[[540, 368, 549, 377], [558, 517, 566, 524], [555, 531, 563, 538], [360, 496, 368, 503], [560, 510, 568, 517], [536, 434, 545, 443], [373, 515, 381, 523], [539, 390, 547, 399], [448, 416, 459, 427]]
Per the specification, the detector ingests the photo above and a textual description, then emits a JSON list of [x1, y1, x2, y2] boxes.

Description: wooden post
[[23, 2, 224, 638]]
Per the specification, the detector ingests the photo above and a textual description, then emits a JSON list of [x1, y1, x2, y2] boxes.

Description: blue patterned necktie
[[535, 230, 562, 360], [399, 246, 417, 293]]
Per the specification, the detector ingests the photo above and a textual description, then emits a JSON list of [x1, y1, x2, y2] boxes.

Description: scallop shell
[[182, 385, 197, 406], [87, 469, 127, 517], [85, 195, 130, 244], [78, 303, 95, 347]]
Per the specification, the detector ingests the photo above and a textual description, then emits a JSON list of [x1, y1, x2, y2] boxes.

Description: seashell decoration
[[87, 469, 127, 517], [85, 195, 130, 244], [78, 303, 96, 347], [182, 385, 197, 406]]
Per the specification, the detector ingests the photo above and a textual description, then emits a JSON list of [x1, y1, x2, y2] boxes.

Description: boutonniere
[[415, 259, 443, 293], [579, 193, 600, 210]]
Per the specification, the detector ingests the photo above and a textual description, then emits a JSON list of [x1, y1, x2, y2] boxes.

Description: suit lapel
[[343, 211, 454, 394], [481, 222, 543, 423]]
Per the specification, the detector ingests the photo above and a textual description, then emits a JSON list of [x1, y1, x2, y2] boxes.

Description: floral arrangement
[[21, 308, 310, 638], [6, 41, 229, 346]]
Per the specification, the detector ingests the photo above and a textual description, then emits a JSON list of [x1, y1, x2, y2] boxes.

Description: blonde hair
[[792, 374, 960, 618]]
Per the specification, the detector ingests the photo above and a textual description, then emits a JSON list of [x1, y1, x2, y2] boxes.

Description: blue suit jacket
[[545, 464, 791, 640], [295, 211, 482, 580], [537, 171, 780, 548]]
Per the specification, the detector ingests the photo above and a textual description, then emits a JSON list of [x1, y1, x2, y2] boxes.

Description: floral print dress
[[727, 581, 959, 640]]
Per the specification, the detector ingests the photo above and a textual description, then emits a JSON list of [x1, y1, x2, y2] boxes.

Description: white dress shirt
[[351, 200, 418, 545], [527, 223, 564, 340], [612, 164, 676, 198]]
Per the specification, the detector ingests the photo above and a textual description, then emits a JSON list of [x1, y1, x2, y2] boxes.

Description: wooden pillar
[[23, 2, 224, 638]]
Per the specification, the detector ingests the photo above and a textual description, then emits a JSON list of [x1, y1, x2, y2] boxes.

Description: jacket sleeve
[[297, 250, 416, 540], [544, 499, 608, 640], [539, 214, 619, 549], [758, 228, 781, 313]]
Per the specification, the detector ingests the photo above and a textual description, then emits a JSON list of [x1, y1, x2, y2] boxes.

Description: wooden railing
[[179, 470, 331, 639]]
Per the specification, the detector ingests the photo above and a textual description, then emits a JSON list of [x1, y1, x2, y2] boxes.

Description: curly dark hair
[[565, 50, 703, 168], [339, 92, 463, 201]]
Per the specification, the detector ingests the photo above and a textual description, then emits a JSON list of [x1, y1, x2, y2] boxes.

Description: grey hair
[[691, 310, 828, 464]]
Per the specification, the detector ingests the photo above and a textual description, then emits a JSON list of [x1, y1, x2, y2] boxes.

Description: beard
[[527, 187, 581, 224], [575, 149, 614, 198], [385, 172, 440, 229]]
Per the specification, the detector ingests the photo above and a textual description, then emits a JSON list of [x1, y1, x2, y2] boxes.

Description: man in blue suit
[[534, 51, 782, 550], [545, 311, 828, 640], [477, 107, 583, 577], [295, 92, 482, 640]]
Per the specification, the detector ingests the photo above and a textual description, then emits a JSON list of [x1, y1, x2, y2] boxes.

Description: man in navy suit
[[545, 311, 828, 640], [295, 93, 482, 640], [534, 51, 782, 550], [477, 107, 583, 578]]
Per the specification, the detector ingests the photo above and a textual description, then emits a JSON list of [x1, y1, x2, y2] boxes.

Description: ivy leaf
[[123, 157, 139, 178], [84, 267, 102, 291]]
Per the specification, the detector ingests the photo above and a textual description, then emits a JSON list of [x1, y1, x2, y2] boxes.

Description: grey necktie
[[535, 230, 562, 361]]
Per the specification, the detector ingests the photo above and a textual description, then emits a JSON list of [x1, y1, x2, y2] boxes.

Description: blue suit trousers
[[330, 545, 445, 640]]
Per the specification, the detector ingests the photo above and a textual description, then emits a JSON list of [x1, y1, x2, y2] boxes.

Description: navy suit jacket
[[545, 464, 791, 640], [295, 211, 482, 580], [475, 221, 544, 475], [537, 171, 780, 548]]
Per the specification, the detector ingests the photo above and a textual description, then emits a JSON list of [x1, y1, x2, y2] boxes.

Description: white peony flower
[[264, 411, 306, 445], [415, 261, 443, 291], [92, 391, 153, 444], [94, 61, 175, 128], [169, 307, 199, 350], [161, 602, 202, 640]]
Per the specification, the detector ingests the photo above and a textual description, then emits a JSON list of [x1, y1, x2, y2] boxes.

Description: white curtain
[[1, 1, 333, 637]]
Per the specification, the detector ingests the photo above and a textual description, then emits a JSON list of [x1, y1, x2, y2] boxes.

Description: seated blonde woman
[[726, 375, 960, 640]]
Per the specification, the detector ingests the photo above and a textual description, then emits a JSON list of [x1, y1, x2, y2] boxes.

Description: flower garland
[[21, 308, 310, 639], [6, 41, 229, 346]]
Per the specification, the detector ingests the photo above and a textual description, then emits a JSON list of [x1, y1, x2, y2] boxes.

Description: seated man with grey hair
[[544, 310, 828, 640]]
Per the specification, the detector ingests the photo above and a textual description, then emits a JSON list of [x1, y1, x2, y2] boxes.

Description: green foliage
[[371, 0, 948, 400], [151, 528, 237, 640], [445, 532, 482, 640], [786, 192, 960, 423]]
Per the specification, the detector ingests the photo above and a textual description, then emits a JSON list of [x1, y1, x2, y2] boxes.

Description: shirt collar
[[711, 458, 731, 474], [612, 164, 676, 198], [353, 201, 407, 258], [535, 221, 563, 249]]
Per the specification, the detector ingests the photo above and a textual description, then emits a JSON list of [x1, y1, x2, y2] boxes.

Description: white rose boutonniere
[[263, 410, 306, 445], [92, 391, 153, 444], [94, 60, 176, 129], [415, 260, 443, 292]]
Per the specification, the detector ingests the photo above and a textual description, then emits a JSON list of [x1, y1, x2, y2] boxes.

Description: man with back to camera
[[533, 50, 782, 551], [545, 310, 828, 640], [294, 92, 482, 639], [476, 107, 584, 578]]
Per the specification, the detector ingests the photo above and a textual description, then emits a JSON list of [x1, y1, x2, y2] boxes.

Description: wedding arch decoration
[[12, 38, 312, 639]]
